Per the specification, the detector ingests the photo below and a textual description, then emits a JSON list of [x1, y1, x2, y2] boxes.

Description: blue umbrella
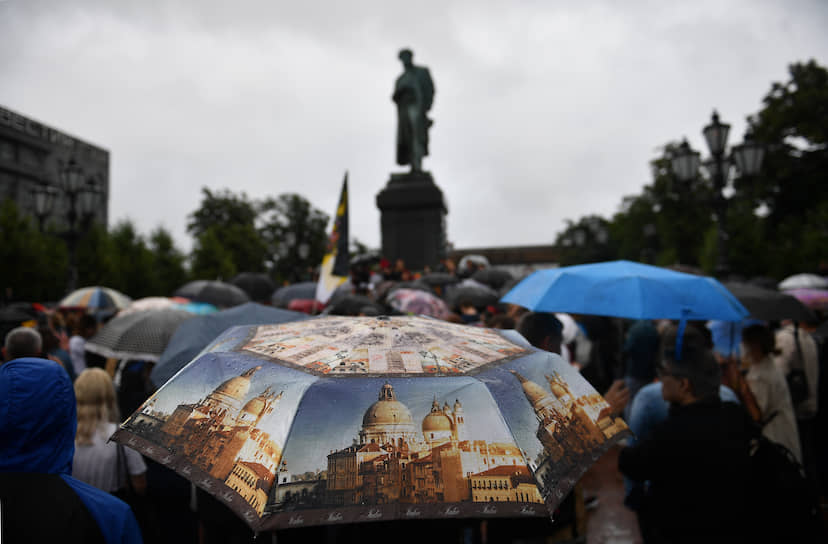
[[501, 260, 748, 322], [150, 302, 307, 388]]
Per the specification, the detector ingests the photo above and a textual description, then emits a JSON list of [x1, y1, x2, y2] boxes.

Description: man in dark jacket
[[0, 357, 142, 543], [618, 326, 753, 543]]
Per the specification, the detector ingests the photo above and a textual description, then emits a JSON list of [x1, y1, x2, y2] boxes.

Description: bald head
[[4, 327, 43, 362]]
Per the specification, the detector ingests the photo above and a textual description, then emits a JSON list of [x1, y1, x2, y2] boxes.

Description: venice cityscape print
[[115, 321, 629, 529]]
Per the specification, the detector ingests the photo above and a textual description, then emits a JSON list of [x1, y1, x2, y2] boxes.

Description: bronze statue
[[393, 49, 435, 173]]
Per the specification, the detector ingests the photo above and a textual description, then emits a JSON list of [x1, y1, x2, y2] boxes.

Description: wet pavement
[[580, 445, 642, 544]]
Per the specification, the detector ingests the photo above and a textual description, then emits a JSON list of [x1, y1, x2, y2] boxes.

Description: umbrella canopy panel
[[778, 273, 828, 291], [59, 286, 132, 312], [387, 288, 450, 319], [231, 273, 276, 303], [724, 282, 814, 322], [174, 280, 250, 308], [114, 317, 630, 531], [151, 302, 307, 388], [502, 260, 748, 321], [86, 309, 194, 362], [785, 288, 828, 311], [271, 282, 317, 308]]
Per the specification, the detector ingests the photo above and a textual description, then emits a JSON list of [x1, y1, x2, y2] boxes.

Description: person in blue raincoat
[[0, 356, 142, 544]]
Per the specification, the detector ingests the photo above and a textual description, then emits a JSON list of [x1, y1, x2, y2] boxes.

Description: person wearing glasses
[[618, 325, 753, 543]]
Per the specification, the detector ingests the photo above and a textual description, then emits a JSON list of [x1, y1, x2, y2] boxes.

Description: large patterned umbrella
[[59, 286, 132, 313], [114, 315, 630, 531], [85, 309, 194, 362]]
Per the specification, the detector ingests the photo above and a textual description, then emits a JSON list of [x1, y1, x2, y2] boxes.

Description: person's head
[[658, 324, 721, 405], [74, 368, 119, 445], [3, 327, 42, 362], [0, 358, 77, 474], [73, 314, 97, 338], [740, 324, 780, 365], [517, 312, 563, 354], [398, 48, 413, 67], [487, 315, 515, 330]]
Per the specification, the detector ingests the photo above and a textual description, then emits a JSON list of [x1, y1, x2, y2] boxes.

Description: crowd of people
[[0, 256, 826, 543]]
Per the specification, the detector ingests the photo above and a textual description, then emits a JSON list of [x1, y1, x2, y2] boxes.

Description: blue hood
[[0, 358, 77, 475]]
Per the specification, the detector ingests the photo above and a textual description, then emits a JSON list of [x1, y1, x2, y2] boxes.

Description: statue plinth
[[376, 171, 447, 271]]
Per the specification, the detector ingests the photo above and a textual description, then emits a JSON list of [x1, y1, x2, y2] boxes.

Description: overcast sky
[[2, 0, 827, 254]]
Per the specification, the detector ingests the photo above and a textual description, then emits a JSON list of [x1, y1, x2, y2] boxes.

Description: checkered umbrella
[[86, 309, 194, 362]]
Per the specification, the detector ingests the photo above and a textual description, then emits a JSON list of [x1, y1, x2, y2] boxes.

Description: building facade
[[0, 105, 109, 228]]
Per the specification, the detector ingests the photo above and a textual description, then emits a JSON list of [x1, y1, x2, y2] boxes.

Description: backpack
[[747, 430, 823, 543]]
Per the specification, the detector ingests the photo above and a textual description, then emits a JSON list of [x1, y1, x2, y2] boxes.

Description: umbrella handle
[[675, 312, 689, 362]]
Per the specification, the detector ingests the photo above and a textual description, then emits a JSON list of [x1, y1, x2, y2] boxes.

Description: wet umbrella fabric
[[271, 282, 317, 308], [445, 281, 500, 310], [386, 288, 450, 319], [119, 297, 176, 317], [114, 316, 630, 531], [59, 286, 132, 313], [502, 260, 748, 321], [778, 273, 828, 291], [472, 268, 514, 290], [419, 273, 459, 288], [151, 302, 307, 388], [231, 273, 276, 303], [723, 282, 815, 322], [174, 280, 250, 308], [785, 288, 828, 311], [85, 309, 194, 363], [325, 294, 385, 316]]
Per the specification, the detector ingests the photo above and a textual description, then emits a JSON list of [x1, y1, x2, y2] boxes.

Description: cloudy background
[[2, 0, 827, 254]]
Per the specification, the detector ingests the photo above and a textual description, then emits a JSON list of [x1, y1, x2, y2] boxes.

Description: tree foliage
[[559, 59, 828, 279]]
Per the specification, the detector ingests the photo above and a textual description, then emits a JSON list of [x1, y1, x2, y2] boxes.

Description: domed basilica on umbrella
[[127, 365, 283, 513], [317, 382, 542, 507]]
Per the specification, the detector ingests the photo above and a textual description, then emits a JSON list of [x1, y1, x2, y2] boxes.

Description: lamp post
[[58, 158, 101, 292], [670, 110, 764, 278], [31, 185, 57, 232]]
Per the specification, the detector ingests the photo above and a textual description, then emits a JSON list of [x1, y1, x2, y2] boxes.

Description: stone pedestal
[[376, 171, 447, 271]]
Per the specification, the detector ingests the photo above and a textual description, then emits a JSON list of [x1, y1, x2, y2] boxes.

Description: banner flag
[[315, 173, 349, 303]]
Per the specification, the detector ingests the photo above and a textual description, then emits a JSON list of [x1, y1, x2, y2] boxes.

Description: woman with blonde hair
[[72, 368, 147, 495], [741, 323, 802, 463]]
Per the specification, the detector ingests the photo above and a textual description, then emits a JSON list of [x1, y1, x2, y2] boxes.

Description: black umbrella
[[174, 280, 250, 308], [85, 309, 194, 362], [472, 267, 514, 290], [419, 272, 459, 287], [271, 282, 317, 308], [326, 294, 385, 316], [445, 282, 499, 310], [724, 282, 815, 322], [231, 273, 275, 303]]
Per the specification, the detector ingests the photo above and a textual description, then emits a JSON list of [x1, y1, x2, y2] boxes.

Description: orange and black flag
[[315, 173, 349, 303]]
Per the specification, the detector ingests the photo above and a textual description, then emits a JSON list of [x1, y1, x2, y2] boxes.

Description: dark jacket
[[618, 399, 753, 544], [0, 358, 142, 544]]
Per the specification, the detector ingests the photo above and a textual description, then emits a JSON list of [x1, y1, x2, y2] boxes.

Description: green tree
[[0, 199, 69, 302], [259, 194, 329, 284], [187, 188, 267, 279], [555, 215, 616, 266], [149, 227, 189, 294], [733, 59, 828, 277]]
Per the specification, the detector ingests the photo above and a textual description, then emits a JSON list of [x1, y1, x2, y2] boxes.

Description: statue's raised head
[[398, 48, 413, 64]]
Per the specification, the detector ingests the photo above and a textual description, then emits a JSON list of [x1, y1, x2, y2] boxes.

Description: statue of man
[[392, 49, 435, 173]]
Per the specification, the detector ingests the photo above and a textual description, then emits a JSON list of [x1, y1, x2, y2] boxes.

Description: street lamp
[[670, 110, 764, 278], [58, 158, 101, 292], [31, 185, 57, 232]]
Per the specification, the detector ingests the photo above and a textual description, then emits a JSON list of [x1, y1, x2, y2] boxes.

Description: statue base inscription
[[376, 171, 447, 271]]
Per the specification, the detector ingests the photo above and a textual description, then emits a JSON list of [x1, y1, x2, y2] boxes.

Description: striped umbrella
[[86, 309, 194, 362], [59, 286, 132, 313]]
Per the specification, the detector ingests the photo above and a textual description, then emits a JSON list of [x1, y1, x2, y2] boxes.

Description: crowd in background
[[1, 255, 826, 543]]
